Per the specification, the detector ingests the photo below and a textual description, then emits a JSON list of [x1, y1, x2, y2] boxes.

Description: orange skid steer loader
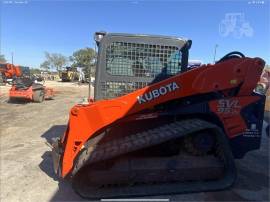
[[9, 77, 54, 102], [51, 32, 266, 198]]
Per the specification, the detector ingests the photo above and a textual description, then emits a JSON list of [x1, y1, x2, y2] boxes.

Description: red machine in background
[[0, 63, 22, 83], [9, 77, 54, 103], [0, 62, 54, 103]]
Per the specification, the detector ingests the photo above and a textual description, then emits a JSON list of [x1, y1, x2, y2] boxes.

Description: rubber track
[[73, 119, 207, 175], [72, 119, 236, 198]]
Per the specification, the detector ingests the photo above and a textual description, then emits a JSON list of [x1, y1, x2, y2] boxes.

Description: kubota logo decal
[[137, 82, 180, 104]]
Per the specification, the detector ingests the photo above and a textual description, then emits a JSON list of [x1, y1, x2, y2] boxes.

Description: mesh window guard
[[100, 41, 182, 99], [106, 42, 182, 77]]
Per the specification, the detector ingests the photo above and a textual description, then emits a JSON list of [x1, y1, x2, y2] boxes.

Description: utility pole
[[213, 44, 218, 63], [11, 52, 14, 64], [88, 57, 92, 99]]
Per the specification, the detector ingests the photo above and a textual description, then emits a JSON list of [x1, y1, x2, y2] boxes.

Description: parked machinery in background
[[9, 77, 54, 103], [0, 63, 28, 84], [60, 67, 80, 82]]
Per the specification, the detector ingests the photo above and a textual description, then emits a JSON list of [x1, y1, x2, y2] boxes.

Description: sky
[[0, 0, 269, 68]]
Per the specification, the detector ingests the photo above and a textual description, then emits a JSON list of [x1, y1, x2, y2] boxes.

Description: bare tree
[[44, 52, 68, 71], [40, 61, 50, 71]]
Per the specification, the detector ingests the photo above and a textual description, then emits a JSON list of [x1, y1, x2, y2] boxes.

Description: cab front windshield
[[106, 42, 182, 79]]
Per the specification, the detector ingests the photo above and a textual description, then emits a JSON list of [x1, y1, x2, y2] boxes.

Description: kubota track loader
[[51, 32, 266, 198]]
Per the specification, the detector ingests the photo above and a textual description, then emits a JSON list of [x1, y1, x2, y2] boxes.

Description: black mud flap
[[51, 137, 62, 177]]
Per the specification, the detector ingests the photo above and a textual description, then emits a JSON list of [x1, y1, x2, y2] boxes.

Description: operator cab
[[94, 31, 192, 100]]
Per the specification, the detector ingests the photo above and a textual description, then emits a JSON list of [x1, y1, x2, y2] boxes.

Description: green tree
[[0, 54, 6, 63], [30, 68, 41, 74], [44, 52, 68, 71], [70, 47, 96, 76]]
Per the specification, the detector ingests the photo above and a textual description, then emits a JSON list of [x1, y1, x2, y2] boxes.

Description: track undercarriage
[[69, 119, 236, 199]]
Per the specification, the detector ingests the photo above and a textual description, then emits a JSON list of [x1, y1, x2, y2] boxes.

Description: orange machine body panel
[[59, 57, 264, 177], [0, 63, 22, 78], [9, 85, 33, 100], [9, 86, 54, 101]]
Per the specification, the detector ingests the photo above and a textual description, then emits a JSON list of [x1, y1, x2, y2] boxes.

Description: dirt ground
[[0, 81, 269, 202]]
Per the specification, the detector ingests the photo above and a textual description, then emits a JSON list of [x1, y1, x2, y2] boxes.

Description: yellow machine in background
[[60, 67, 79, 82]]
